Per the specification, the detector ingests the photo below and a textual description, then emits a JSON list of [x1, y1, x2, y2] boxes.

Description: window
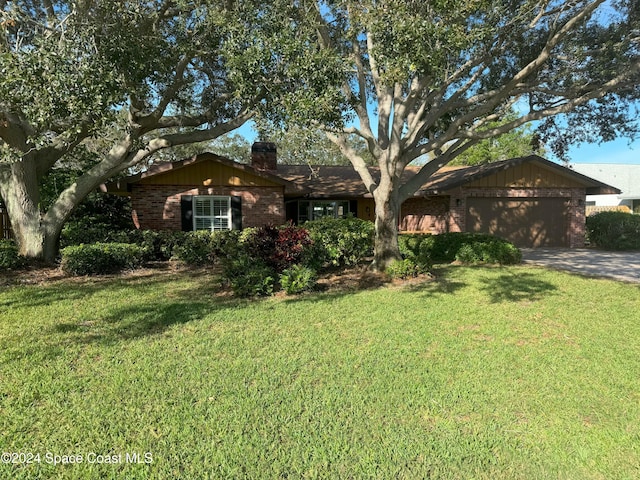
[[193, 196, 232, 231], [298, 200, 350, 222]]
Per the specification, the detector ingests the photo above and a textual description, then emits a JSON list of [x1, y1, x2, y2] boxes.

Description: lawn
[[0, 265, 639, 479]]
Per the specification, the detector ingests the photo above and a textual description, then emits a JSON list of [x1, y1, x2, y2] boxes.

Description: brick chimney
[[251, 142, 277, 172]]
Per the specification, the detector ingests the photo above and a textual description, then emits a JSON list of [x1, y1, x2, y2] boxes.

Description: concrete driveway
[[521, 248, 640, 283]]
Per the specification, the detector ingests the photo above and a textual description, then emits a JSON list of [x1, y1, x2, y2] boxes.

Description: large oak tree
[[274, 0, 640, 269], [0, 1, 307, 261]]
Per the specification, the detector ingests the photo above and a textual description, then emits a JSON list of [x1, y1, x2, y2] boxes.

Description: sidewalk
[[520, 248, 640, 283]]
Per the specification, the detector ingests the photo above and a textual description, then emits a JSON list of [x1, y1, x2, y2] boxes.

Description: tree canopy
[[266, 0, 640, 268], [0, 0, 329, 260]]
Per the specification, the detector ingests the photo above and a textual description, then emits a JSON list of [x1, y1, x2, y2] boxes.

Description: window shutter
[[181, 195, 194, 231], [231, 196, 242, 230], [349, 200, 358, 218]]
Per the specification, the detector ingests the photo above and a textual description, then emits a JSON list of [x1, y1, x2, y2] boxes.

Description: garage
[[466, 197, 570, 247]]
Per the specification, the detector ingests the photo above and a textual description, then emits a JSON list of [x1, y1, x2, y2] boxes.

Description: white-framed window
[[193, 196, 232, 231]]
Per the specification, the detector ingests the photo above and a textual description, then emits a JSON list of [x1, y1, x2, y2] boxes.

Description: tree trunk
[[371, 181, 403, 271], [0, 160, 50, 260]]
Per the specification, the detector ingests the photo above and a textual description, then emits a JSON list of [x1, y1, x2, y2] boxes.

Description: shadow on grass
[[480, 271, 557, 303], [0, 270, 246, 362]]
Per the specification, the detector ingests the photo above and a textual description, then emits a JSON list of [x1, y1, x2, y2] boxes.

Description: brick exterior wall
[[445, 187, 586, 247], [399, 196, 450, 233], [131, 184, 286, 231]]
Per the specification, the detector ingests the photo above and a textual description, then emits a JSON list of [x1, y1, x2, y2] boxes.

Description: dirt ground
[[0, 261, 434, 293]]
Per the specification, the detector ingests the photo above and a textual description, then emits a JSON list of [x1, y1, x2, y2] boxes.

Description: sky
[[237, 121, 640, 166], [566, 138, 640, 165]]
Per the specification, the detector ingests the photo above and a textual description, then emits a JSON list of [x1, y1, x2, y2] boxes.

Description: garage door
[[466, 198, 570, 247]]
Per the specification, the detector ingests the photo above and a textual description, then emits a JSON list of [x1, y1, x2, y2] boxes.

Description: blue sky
[[566, 138, 640, 165], [237, 121, 640, 165]]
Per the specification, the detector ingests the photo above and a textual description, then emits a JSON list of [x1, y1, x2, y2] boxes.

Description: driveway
[[520, 248, 640, 283]]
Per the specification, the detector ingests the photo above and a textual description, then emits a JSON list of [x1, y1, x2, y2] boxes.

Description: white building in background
[[570, 163, 640, 214]]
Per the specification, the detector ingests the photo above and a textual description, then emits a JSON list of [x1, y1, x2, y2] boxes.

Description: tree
[[256, 123, 374, 165], [0, 1, 279, 261], [271, 0, 640, 269], [449, 111, 544, 166]]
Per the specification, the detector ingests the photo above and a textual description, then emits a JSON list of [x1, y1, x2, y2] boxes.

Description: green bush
[[210, 230, 242, 258], [280, 265, 317, 294], [304, 216, 374, 267], [399, 233, 521, 265], [60, 243, 145, 275], [171, 231, 216, 265], [386, 258, 426, 279], [222, 254, 275, 297], [454, 239, 522, 264], [586, 211, 640, 250], [0, 240, 24, 270], [398, 234, 433, 270]]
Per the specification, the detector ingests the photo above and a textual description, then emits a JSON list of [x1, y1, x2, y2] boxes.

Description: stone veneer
[[131, 184, 286, 231]]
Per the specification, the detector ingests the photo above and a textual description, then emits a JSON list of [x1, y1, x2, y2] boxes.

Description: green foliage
[[0, 240, 24, 270], [59, 192, 134, 247], [455, 240, 523, 265], [304, 217, 374, 267], [171, 231, 217, 266], [385, 258, 427, 279], [222, 254, 275, 297], [400, 233, 521, 265], [209, 229, 243, 258], [279, 264, 317, 294], [450, 110, 542, 165], [398, 234, 433, 270], [60, 243, 145, 276], [586, 211, 640, 250]]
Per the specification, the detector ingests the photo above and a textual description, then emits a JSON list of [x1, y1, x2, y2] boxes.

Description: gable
[[138, 158, 283, 188], [464, 160, 587, 189]]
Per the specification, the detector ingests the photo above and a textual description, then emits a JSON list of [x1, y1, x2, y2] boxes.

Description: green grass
[[1, 265, 639, 479]]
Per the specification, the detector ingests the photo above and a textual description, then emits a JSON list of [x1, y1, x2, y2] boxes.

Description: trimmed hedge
[[399, 232, 522, 265], [60, 243, 145, 275], [304, 217, 374, 267], [586, 211, 640, 250], [0, 240, 24, 270]]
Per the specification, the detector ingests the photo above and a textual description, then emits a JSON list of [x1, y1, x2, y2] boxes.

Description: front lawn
[[1, 265, 639, 479]]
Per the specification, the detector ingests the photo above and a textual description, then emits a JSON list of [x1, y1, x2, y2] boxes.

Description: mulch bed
[[1, 261, 435, 294]]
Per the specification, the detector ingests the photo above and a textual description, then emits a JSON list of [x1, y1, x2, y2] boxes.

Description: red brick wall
[[447, 187, 586, 247], [131, 184, 286, 231], [399, 196, 450, 233]]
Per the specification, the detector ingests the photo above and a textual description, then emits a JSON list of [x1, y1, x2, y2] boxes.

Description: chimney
[[251, 142, 277, 172]]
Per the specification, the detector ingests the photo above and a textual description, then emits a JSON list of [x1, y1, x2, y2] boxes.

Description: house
[[105, 142, 619, 248], [569, 163, 640, 215]]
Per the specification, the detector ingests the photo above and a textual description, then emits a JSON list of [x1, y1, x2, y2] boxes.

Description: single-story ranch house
[[104, 142, 619, 248]]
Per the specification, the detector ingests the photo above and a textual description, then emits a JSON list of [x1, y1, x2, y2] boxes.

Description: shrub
[[399, 232, 521, 265], [398, 234, 433, 270], [455, 240, 522, 264], [222, 254, 275, 297], [586, 211, 640, 250], [210, 230, 242, 258], [386, 258, 426, 279], [60, 243, 145, 275], [0, 240, 24, 270], [171, 231, 216, 265], [280, 265, 317, 294], [304, 216, 374, 267], [242, 225, 313, 273]]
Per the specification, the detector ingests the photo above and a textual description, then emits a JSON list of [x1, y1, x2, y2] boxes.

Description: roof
[[103, 152, 307, 196], [569, 163, 640, 198], [278, 155, 620, 198], [104, 153, 620, 198]]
